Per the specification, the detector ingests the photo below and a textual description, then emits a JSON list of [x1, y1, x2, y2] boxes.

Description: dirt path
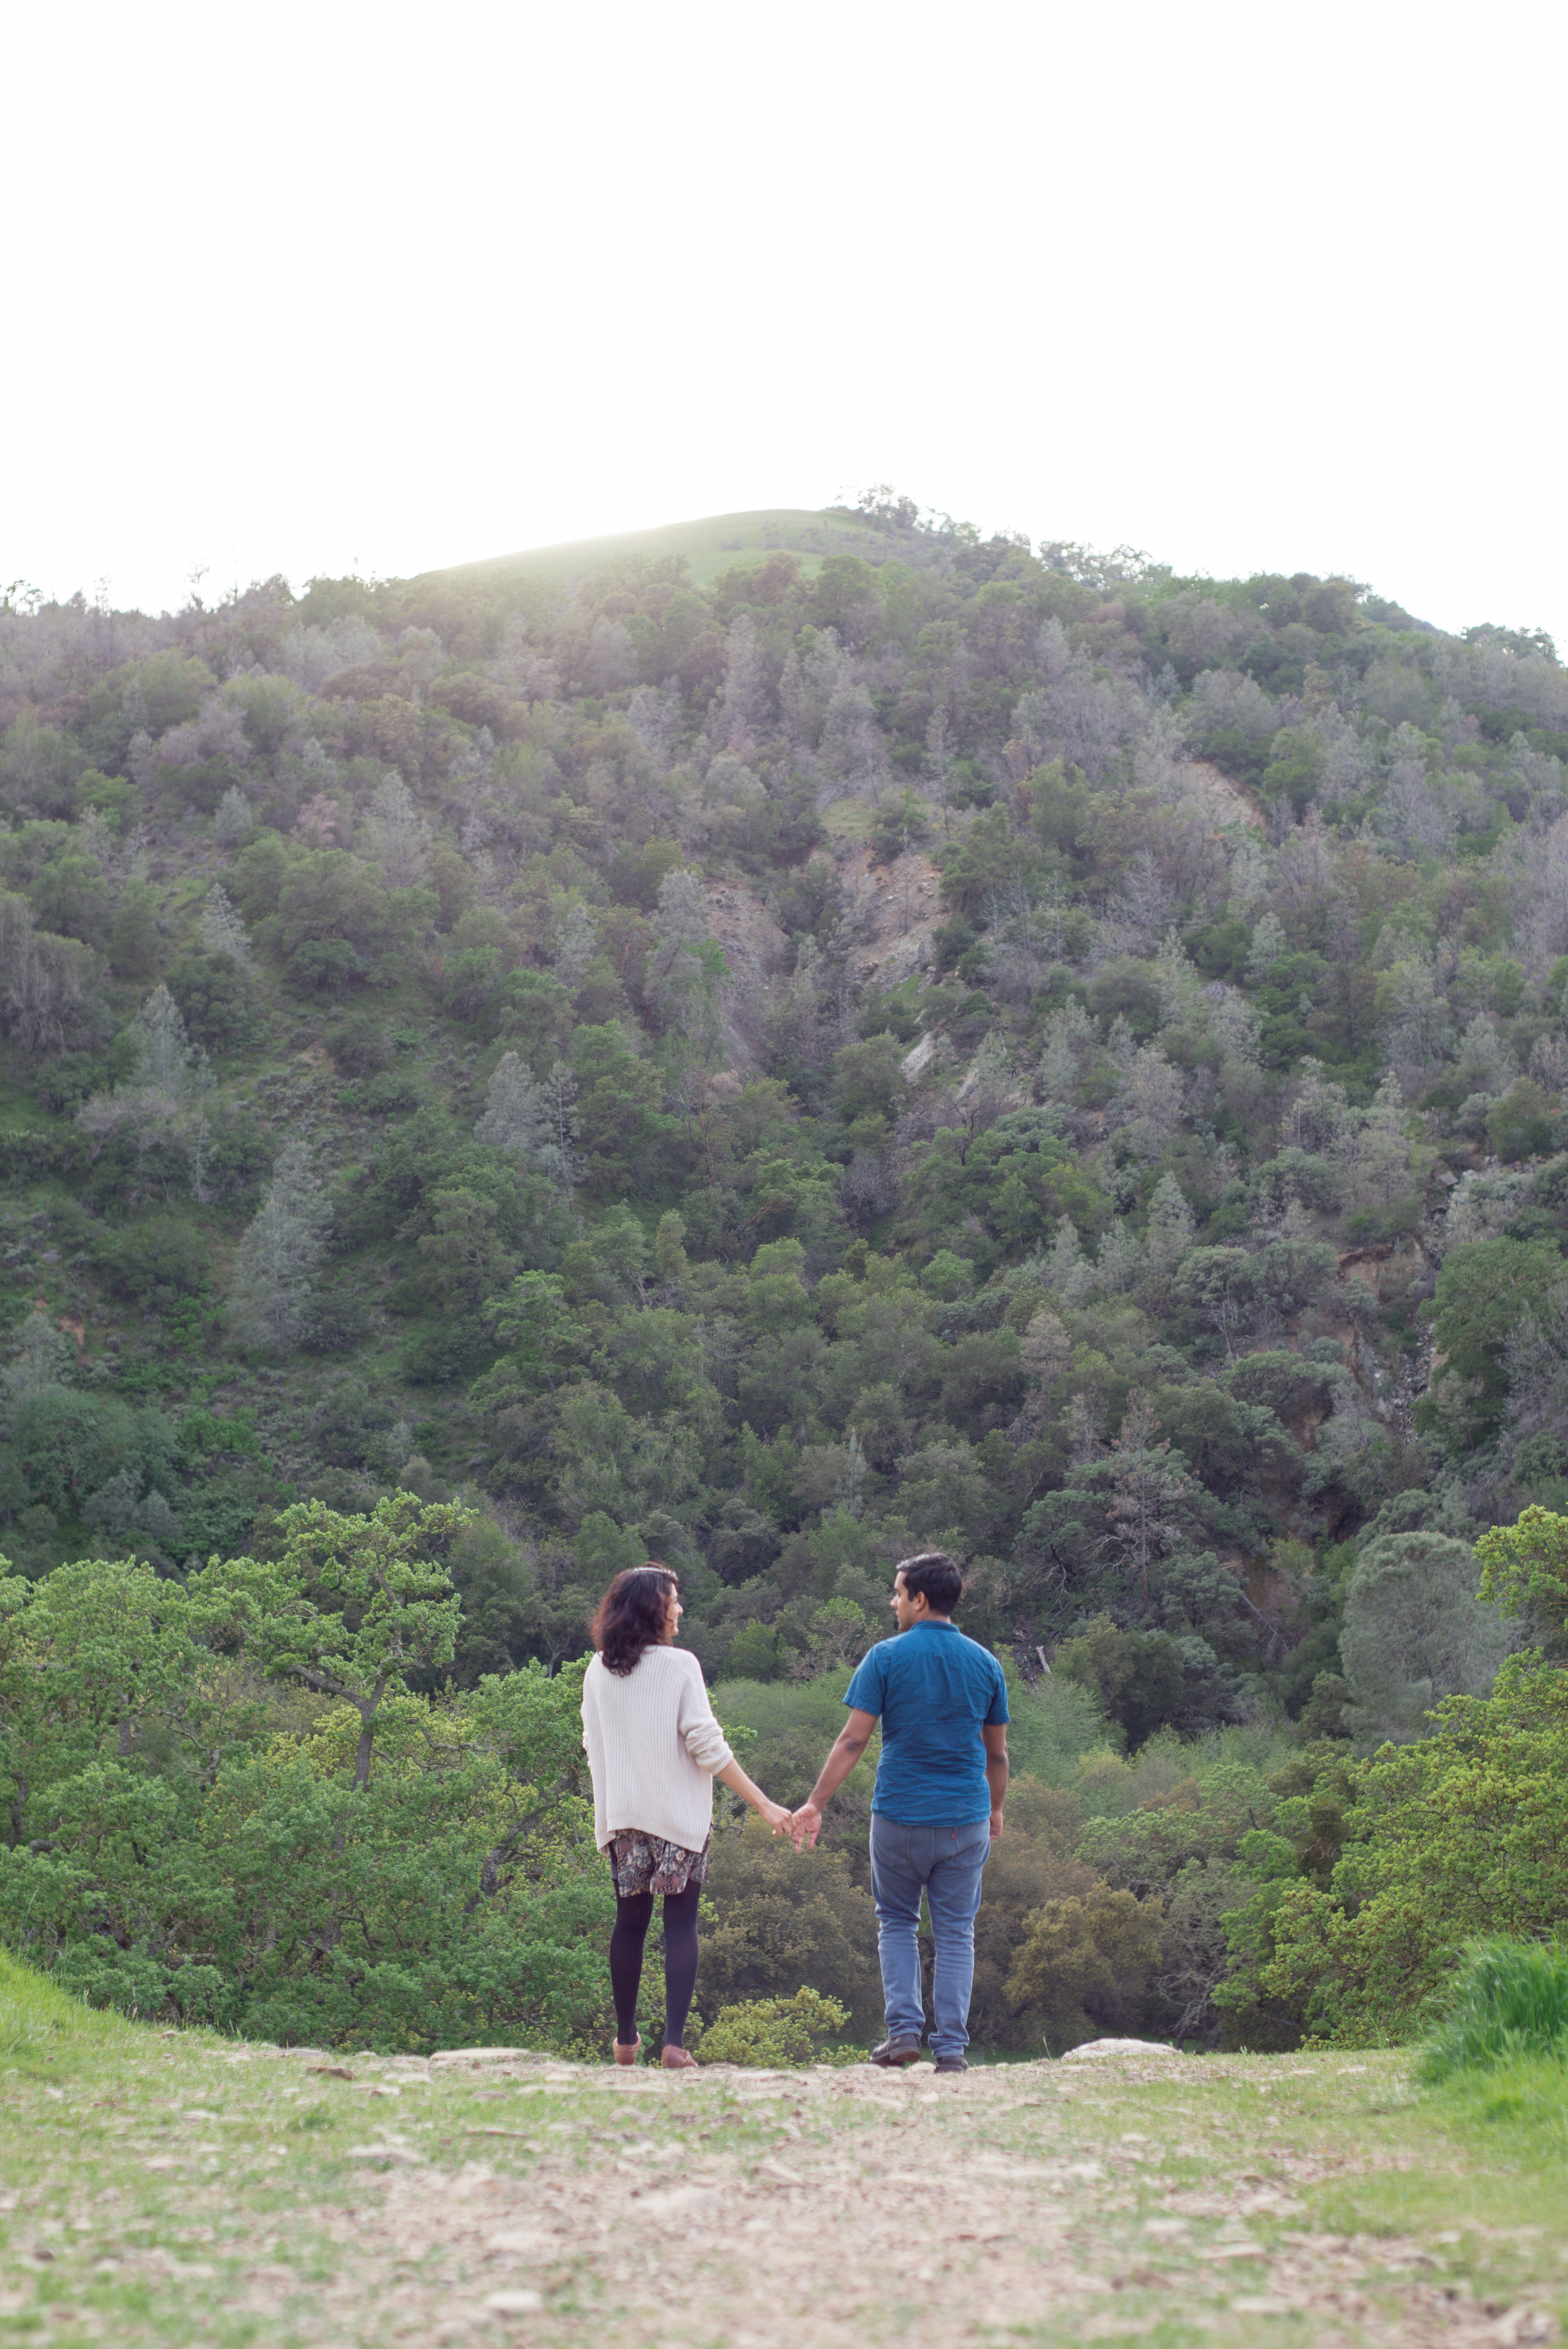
[[3, 2034, 1562, 2348], [277, 2045, 1559, 2346]]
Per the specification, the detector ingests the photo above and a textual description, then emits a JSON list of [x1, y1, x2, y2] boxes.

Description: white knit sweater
[[581, 1645, 734, 1854]]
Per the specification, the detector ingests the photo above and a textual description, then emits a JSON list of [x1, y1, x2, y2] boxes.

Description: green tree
[[106, 879, 161, 982], [831, 1032, 905, 1125], [1476, 1503, 1568, 1639], [1056, 1613, 1187, 1746], [0, 1549, 612, 2044], [1101, 1389, 1194, 1614], [1004, 1882, 1163, 2048], [868, 788, 931, 865], [474, 1051, 581, 1192], [77, 985, 215, 1196], [1, 1311, 75, 1410], [1419, 1238, 1566, 1445], [475, 1272, 590, 1403], [199, 1494, 473, 1790], [1342, 1532, 1516, 1750], [164, 948, 254, 1050], [1170, 1246, 1253, 1359], [1250, 1655, 1568, 2045], [414, 1189, 518, 1311], [96, 1214, 211, 1312], [29, 850, 110, 946], [644, 867, 727, 1058], [13, 1391, 177, 1514], [570, 1024, 673, 1196], [1259, 728, 1325, 820], [228, 1140, 331, 1352]]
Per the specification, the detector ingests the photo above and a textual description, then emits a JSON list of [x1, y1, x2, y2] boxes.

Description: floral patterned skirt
[[607, 1830, 711, 1897]]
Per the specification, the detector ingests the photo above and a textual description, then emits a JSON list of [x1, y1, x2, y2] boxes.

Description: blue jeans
[[869, 1815, 991, 2061]]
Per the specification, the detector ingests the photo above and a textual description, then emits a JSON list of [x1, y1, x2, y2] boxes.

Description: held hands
[[756, 1795, 820, 1847]]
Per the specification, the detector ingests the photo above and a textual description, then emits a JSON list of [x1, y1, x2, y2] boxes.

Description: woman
[[581, 1563, 788, 2067]]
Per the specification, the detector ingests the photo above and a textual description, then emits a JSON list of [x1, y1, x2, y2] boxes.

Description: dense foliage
[[4, 493, 1568, 2047], [0, 1501, 610, 2047]]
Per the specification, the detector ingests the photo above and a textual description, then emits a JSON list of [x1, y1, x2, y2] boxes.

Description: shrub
[[97, 1216, 211, 1310], [350, 1069, 426, 1116], [697, 1987, 851, 2067], [327, 1012, 392, 1075], [301, 1290, 373, 1355]]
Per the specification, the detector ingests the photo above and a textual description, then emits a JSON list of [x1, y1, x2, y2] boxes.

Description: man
[[789, 1551, 1008, 2073]]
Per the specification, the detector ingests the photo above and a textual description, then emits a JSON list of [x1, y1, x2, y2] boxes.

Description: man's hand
[[790, 1710, 876, 1850], [989, 1809, 1004, 1840]]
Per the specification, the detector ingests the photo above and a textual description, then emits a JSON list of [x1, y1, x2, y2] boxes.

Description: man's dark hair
[[590, 1563, 676, 1675], [897, 1551, 965, 1614]]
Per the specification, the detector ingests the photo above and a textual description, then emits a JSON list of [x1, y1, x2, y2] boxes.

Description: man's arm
[[983, 1722, 1009, 1838], [790, 1709, 877, 1849]]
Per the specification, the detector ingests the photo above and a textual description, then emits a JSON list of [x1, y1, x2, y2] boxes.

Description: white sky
[[7, 0, 1565, 644]]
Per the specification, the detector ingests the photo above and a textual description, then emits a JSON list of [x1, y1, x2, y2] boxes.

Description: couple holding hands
[[580, 1551, 1010, 2073]]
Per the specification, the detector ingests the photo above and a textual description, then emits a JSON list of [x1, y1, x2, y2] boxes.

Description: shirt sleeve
[[675, 1657, 734, 1777], [985, 1660, 1010, 1726], [844, 1645, 886, 1719]]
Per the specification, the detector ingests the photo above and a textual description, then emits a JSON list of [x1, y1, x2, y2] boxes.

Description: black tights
[[609, 1884, 701, 2050]]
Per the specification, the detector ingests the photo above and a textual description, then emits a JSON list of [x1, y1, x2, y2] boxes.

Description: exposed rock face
[[835, 842, 944, 985]]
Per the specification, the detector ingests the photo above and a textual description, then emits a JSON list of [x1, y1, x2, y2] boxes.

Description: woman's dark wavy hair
[[590, 1563, 677, 1677]]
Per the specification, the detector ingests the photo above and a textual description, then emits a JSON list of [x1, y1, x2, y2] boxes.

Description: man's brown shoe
[[868, 2034, 923, 2067]]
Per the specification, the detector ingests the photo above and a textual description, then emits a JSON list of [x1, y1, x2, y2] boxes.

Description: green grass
[[423, 507, 886, 592], [1420, 1937, 1568, 2082], [822, 797, 876, 840], [0, 1951, 138, 2071]]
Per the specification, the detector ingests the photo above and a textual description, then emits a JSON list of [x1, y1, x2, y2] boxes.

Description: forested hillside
[[5, 492, 1568, 2049]]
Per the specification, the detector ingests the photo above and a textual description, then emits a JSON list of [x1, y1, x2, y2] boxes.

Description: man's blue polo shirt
[[844, 1620, 1009, 1825]]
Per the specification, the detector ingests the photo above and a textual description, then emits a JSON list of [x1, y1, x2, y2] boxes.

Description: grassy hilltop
[[431, 507, 889, 591]]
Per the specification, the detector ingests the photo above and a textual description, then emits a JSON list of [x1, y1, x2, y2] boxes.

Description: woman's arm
[[674, 1658, 789, 1832], [714, 1754, 791, 1833]]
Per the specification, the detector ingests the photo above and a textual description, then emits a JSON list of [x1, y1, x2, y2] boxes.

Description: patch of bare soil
[[1180, 759, 1265, 832], [835, 842, 944, 987], [700, 840, 942, 1069]]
